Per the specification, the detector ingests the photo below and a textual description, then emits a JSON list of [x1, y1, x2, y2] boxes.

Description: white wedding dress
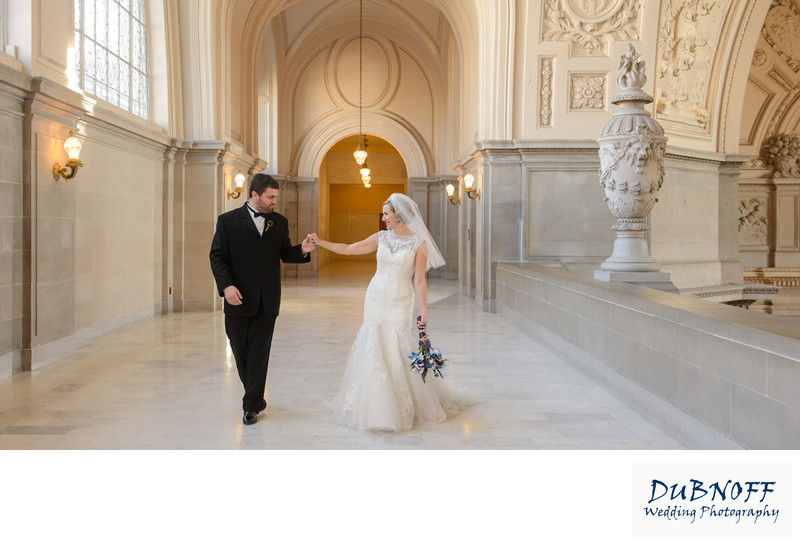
[[331, 230, 465, 432]]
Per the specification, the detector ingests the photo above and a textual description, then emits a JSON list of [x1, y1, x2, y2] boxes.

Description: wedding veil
[[386, 193, 445, 271]]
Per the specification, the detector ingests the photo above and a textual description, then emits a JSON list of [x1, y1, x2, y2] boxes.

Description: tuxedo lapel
[[239, 205, 260, 237]]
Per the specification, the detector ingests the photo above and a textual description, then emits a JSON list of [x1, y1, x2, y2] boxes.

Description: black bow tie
[[248, 206, 269, 218]]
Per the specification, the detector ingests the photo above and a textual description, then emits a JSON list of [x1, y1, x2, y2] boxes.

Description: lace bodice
[[360, 230, 420, 330], [372, 230, 419, 285], [378, 229, 420, 254]]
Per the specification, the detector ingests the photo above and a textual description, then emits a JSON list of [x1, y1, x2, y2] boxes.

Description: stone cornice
[[665, 145, 751, 166], [0, 62, 31, 98]]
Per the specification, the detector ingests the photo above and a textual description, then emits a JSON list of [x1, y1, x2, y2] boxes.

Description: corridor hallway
[[0, 262, 688, 450]]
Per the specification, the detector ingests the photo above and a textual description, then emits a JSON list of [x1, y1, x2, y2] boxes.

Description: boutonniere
[[264, 220, 274, 232]]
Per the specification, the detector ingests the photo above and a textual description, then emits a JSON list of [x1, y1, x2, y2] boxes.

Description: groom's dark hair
[[249, 173, 280, 197]]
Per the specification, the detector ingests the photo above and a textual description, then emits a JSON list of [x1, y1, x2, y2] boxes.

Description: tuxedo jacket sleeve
[[209, 206, 310, 317]]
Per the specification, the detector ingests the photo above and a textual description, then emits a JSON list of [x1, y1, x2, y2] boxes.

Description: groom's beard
[[252, 198, 276, 213]]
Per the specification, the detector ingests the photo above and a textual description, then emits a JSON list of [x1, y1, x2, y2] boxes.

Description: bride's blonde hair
[[382, 199, 404, 223]]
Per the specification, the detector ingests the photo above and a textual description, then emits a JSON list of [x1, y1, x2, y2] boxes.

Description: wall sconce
[[228, 170, 246, 199], [463, 171, 479, 199], [445, 181, 460, 205], [53, 131, 83, 180]]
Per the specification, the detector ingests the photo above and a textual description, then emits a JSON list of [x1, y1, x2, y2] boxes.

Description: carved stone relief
[[752, 48, 768, 67], [742, 156, 768, 169], [570, 74, 606, 110], [762, 0, 800, 72], [655, 0, 726, 131], [542, 0, 642, 56], [768, 68, 792, 90], [739, 198, 769, 245], [761, 132, 800, 177], [540, 58, 554, 126]]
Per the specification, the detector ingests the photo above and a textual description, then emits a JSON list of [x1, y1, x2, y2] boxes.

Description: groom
[[209, 173, 315, 425]]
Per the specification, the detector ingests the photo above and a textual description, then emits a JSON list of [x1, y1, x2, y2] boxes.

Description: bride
[[311, 193, 465, 432]]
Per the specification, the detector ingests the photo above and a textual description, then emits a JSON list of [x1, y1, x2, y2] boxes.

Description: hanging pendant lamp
[[354, 0, 368, 168]]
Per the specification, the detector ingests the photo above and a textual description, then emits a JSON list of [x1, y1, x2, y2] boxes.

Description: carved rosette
[[571, 74, 606, 109], [597, 44, 667, 272]]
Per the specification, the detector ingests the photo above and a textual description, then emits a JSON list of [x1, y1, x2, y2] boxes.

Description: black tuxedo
[[209, 205, 310, 412]]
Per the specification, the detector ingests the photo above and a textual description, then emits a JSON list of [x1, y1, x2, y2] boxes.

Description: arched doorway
[[317, 135, 407, 272]]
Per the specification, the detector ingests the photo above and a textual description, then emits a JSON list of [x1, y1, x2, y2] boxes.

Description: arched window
[[71, 0, 149, 119]]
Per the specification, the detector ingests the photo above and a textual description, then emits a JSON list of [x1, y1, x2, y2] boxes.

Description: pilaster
[[408, 177, 456, 280]]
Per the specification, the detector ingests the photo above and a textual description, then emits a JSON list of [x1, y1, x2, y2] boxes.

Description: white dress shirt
[[246, 204, 266, 235]]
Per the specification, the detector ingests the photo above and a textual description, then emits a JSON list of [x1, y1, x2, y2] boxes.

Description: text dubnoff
[[642, 478, 780, 526]]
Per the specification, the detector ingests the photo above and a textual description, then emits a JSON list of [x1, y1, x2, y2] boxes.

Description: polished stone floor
[[0, 261, 689, 450]]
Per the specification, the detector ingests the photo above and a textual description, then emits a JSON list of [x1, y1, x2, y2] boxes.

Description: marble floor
[[0, 261, 690, 450]]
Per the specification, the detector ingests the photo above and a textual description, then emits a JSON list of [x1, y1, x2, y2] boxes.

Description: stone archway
[[315, 134, 408, 271], [294, 112, 430, 178]]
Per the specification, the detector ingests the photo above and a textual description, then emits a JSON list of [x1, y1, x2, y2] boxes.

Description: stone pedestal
[[599, 230, 660, 272], [593, 270, 678, 292]]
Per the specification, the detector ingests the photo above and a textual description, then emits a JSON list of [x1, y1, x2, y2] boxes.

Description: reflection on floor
[[0, 260, 688, 449]]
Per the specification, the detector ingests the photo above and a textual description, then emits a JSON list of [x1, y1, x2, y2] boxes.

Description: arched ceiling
[[273, 0, 448, 60], [230, 0, 478, 158], [742, 0, 800, 157]]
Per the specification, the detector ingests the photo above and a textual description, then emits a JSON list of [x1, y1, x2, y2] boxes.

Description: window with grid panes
[[72, 0, 149, 119]]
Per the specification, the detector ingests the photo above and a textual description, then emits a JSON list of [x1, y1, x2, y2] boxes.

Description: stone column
[[472, 142, 524, 312], [408, 177, 454, 280], [273, 175, 317, 278], [0, 65, 29, 378], [181, 141, 228, 312], [774, 178, 800, 268], [21, 78, 86, 369]]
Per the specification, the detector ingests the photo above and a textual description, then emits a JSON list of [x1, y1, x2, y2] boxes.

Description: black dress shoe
[[258, 400, 268, 414], [243, 411, 258, 425]]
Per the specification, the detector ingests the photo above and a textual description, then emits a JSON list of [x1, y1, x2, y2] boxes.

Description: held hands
[[224, 285, 243, 306], [302, 234, 316, 254], [308, 233, 324, 248]]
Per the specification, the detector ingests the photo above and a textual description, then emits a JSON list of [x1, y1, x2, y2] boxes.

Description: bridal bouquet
[[409, 316, 446, 383]]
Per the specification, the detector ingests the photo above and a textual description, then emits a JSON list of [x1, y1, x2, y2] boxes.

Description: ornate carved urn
[[597, 44, 667, 272]]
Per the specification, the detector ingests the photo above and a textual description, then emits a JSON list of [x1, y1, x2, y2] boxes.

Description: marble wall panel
[[767, 353, 800, 411], [525, 167, 615, 259], [731, 384, 800, 450]]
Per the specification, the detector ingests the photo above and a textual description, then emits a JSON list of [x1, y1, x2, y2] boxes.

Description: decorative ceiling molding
[[655, 0, 727, 134], [542, 0, 642, 57], [762, 0, 800, 72]]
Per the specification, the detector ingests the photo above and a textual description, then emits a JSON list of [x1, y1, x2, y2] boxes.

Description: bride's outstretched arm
[[413, 242, 428, 325], [310, 232, 378, 255]]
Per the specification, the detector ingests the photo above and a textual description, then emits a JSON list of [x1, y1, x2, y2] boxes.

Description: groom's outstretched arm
[[279, 223, 312, 264]]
